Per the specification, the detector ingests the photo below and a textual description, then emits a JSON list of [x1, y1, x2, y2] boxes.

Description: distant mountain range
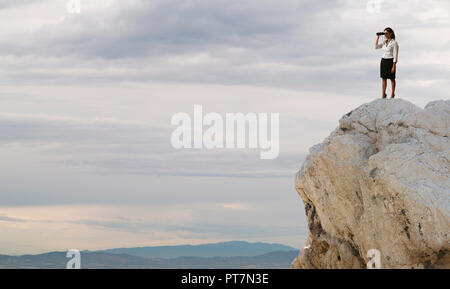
[[0, 241, 299, 269], [99, 241, 297, 258]]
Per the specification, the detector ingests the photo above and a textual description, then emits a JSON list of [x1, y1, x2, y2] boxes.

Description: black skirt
[[380, 58, 396, 79]]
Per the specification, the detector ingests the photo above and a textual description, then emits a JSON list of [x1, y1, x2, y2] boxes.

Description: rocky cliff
[[291, 98, 449, 269]]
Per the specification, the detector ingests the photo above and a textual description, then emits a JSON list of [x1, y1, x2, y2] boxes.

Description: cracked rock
[[292, 98, 449, 269]]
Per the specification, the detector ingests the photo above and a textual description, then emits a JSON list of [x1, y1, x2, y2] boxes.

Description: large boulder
[[291, 98, 449, 269]]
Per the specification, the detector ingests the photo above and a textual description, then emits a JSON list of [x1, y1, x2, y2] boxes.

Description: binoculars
[[376, 32, 386, 36]]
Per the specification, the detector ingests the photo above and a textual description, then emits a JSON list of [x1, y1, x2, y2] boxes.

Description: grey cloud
[[11, 0, 338, 58], [0, 0, 41, 9], [63, 151, 304, 178], [0, 112, 304, 178], [0, 0, 449, 93], [69, 217, 308, 239], [0, 92, 68, 103], [0, 113, 168, 150], [0, 214, 26, 222], [69, 218, 147, 234]]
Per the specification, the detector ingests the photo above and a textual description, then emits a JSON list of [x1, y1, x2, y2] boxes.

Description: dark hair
[[384, 27, 395, 39]]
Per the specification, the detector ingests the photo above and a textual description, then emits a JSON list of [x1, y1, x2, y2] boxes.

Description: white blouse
[[375, 38, 399, 63]]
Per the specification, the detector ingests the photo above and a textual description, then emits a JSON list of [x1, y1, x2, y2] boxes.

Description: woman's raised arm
[[375, 35, 383, 49]]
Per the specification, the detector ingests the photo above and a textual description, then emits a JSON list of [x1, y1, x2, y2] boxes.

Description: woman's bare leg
[[382, 78, 387, 98], [390, 79, 396, 98]]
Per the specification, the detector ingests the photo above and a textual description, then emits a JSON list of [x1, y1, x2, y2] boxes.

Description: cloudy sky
[[0, 0, 449, 255]]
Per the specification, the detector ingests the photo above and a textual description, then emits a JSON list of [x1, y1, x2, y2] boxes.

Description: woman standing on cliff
[[375, 27, 399, 98]]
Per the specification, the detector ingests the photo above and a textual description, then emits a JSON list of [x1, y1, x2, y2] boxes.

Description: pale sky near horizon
[[0, 0, 449, 255]]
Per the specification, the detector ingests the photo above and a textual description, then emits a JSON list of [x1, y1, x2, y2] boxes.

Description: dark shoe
[[390, 94, 395, 98], [382, 93, 387, 98]]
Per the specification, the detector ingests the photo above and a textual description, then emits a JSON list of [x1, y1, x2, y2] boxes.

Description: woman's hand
[[391, 63, 396, 73]]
